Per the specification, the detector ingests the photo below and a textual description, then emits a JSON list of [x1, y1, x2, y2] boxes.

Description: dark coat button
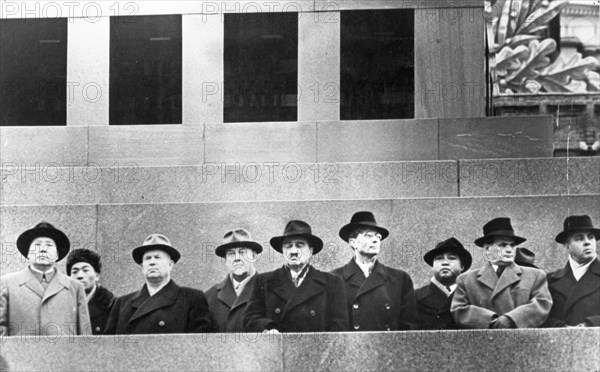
[[310, 310, 316, 316], [94, 326, 101, 333], [353, 303, 359, 309], [275, 308, 281, 314], [158, 321, 165, 327], [385, 303, 390, 310], [354, 325, 360, 330]]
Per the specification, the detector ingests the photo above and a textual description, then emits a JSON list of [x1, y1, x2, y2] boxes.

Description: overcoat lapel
[[564, 259, 600, 313], [42, 273, 70, 303], [269, 267, 295, 304], [18, 269, 44, 299], [343, 259, 366, 291], [231, 275, 257, 311], [491, 263, 521, 300], [282, 267, 325, 316], [551, 263, 577, 299], [216, 277, 236, 309], [355, 261, 388, 299], [129, 281, 179, 323], [476, 262, 498, 292]]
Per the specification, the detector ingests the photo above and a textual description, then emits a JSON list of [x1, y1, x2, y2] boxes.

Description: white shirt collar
[[147, 279, 170, 296], [431, 277, 455, 296], [86, 285, 97, 301], [230, 267, 256, 296], [355, 257, 376, 278], [569, 255, 596, 281]]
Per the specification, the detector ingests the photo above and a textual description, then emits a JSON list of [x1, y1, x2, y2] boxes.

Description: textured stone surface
[[0, 330, 597, 372], [0, 205, 97, 276], [439, 116, 554, 159], [67, 18, 109, 127], [3, 195, 597, 295], [205, 122, 317, 163], [316, 119, 439, 162], [314, 0, 482, 10], [0, 161, 458, 205], [0, 127, 88, 165], [0, 334, 282, 371], [459, 157, 600, 196], [88, 125, 204, 166], [282, 329, 599, 372]]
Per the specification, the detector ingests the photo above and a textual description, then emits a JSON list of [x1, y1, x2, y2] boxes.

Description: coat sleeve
[[451, 274, 498, 328], [0, 279, 8, 336], [103, 296, 121, 335], [504, 270, 552, 328], [397, 273, 419, 330], [187, 290, 212, 333], [75, 281, 92, 336], [243, 274, 276, 332], [584, 315, 600, 327], [326, 274, 349, 332]]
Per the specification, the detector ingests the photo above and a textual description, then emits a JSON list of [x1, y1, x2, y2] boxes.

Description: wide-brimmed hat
[[339, 211, 390, 243], [514, 247, 537, 268], [270, 220, 324, 254], [474, 217, 526, 247], [423, 237, 472, 271], [555, 215, 600, 244], [17, 222, 70, 262], [215, 228, 263, 258], [132, 234, 181, 265]]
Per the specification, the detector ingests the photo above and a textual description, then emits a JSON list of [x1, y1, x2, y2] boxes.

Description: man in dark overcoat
[[451, 218, 552, 328], [206, 228, 262, 332], [67, 248, 116, 334], [104, 234, 212, 334], [331, 211, 419, 331], [415, 237, 472, 330], [244, 220, 348, 333], [545, 215, 600, 327]]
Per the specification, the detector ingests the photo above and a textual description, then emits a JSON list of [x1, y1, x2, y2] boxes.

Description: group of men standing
[[1, 212, 598, 336]]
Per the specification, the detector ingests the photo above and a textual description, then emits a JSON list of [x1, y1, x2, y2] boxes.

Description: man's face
[[349, 229, 382, 257], [225, 247, 256, 277], [566, 231, 597, 265], [27, 237, 58, 266], [484, 237, 517, 265], [70, 262, 99, 291], [142, 249, 174, 282], [432, 252, 464, 285], [282, 238, 313, 269]]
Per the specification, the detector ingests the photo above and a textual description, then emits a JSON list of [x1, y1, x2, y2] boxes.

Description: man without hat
[[0, 222, 91, 336], [415, 237, 472, 330], [104, 234, 212, 334], [451, 218, 552, 328], [244, 220, 348, 332], [66, 249, 116, 334], [206, 228, 262, 332], [331, 212, 419, 331], [545, 215, 600, 327]]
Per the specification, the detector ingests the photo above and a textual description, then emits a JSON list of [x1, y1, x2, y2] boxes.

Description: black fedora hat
[[132, 234, 181, 265], [423, 237, 472, 271], [215, 228, 263, 258], [555, 215, 600, 244], [514, 247, 537, 268], [474, 217, 526, 247], [270, 220, 324, 254], [339, 211, 390, 243], [17, 222, 70, 262]]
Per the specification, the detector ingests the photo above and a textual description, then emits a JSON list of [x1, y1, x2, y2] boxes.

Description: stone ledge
[[0, 329, 597, 372]]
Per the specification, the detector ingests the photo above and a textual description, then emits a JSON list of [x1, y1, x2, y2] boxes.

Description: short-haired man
[[66, 249, 116, 334], [0, 222, 90, 336], [545, 215, 600, 327], [206, 228, 262, 332], [331, 212, 419, 331], [452, 218, 552, 328], [416, 237, 472, 330], [104, 234, 212, 334], [244, 220, 348, 332]]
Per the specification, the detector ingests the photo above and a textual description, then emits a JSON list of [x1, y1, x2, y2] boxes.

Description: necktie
[[292, 265, 309, 287], [42, 274, 48, 282], [445, 285, 452, 292], [496, 266, 505, 278]]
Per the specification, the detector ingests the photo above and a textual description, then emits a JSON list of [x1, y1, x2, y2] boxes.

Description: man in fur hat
[[244, 220, 348, 332], [104, 234, 212, 334], [206, 228, 262, 332], [331, 211, 419, 331], [545, 215, 600, 327], [0, 222, 90, 336], [452, 217, 552, 328], [66, 249, 116, 334]]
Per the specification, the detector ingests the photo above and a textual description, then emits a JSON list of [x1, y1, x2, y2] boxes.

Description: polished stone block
[[316, 119, 439, 162], [439, 116, 554, 159], [314, 0, 482, 11], [205, 122, 317, 163], [459, 157, 600, 196]]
